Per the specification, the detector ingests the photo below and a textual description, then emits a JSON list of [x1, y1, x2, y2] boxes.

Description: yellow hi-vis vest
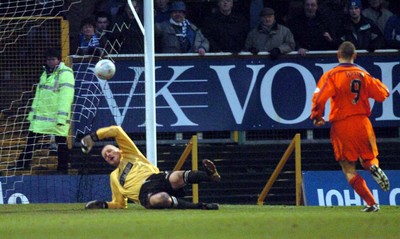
[[28, 62, 75, 136]]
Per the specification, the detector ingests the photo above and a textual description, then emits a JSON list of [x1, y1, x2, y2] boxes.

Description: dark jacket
[[384, 15, 400, 49], [202, 11, 249, 53], [114, 12, 144, 54], [339, 15, 385, 51], [288, 11, 336, 50]]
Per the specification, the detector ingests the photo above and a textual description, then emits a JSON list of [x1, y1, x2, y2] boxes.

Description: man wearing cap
[[155, 1, 209, 55], [244, 7, 295, 60], [339, 0, 385, 52]]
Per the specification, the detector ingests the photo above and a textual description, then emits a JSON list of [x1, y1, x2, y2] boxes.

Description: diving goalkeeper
[[81, 125, 220, 210]]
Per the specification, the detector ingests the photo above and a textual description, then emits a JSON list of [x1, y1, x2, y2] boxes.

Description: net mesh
[[0, 1, 146, 203], [0, 16, 70, 174]]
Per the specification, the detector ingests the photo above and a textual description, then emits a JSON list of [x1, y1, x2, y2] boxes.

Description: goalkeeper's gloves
[[81, 132, 99, 154], [85, 200, 108, 209]]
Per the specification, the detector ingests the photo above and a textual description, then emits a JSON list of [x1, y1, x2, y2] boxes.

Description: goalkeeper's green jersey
[[96, 126, 159, 208]]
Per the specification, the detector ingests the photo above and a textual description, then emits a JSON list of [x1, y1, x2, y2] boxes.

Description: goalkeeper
[[81, 125, 221, 210]]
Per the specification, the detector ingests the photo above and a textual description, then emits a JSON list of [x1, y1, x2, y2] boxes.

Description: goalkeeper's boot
[[369, 165, 390, 191], [201, 203, 219, 210], [361, 204, 380, 212], [202, 159, 221, 182]]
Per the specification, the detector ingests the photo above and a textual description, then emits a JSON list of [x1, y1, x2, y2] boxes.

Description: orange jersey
[[311, 63, 389, 122]]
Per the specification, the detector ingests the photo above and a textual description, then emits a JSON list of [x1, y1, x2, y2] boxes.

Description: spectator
[[9, 48, 75, 174], [155, 1, 209, 55], [383, 3, 400, 49], [339, 0, 385, 52], [95, 11, 111, 36], [244, 7, 295, 60], [202, 0, 249, 53], [318, 0, 347, 39], [155, 0, 170, 23], [287, 0, 337, 56], [114, 1, 144, 54], [65, 0, 107, 54], [95, 11, 117, 53], [362, 0, 393, 35], [77, 17, 101, 55]]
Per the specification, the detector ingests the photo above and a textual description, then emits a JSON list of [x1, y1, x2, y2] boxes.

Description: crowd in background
[[66, 0, 398, 58], [3, 0, 398, 57]]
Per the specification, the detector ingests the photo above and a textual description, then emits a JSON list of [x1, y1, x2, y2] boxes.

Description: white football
[[94, 59, 115, 80]]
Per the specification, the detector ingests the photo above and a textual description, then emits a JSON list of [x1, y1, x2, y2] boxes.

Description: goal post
[[257, 133, 303, 206], [127, 0, 157, 166]]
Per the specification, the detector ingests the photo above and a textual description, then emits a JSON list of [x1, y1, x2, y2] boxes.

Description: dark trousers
[[17, 131, 70, 172]]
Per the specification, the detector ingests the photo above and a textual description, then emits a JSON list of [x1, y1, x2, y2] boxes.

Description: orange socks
[[349, 174, 376, 206]]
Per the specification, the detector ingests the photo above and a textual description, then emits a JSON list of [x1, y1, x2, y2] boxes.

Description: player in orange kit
[[310, 41, 390, 212]]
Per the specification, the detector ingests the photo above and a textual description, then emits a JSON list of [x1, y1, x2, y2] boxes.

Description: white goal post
[[128, 0, 157, 166]]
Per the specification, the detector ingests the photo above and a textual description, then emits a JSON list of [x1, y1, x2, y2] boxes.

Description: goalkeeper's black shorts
[[139, 172, 185, 208]]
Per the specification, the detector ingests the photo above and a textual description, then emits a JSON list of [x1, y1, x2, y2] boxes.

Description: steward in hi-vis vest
[[28, 61, 75, 136]]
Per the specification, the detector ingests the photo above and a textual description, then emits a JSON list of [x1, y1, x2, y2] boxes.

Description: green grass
[[0, 204, 399, 239]]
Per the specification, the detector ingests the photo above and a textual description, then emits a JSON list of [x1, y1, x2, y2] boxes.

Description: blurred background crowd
[[1, 0, 399, 57]]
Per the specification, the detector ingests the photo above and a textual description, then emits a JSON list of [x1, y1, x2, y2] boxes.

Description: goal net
[[0, 0, 146, 204]]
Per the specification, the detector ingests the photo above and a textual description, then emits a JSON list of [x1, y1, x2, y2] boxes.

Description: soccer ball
[[94, 59, 115, 80]]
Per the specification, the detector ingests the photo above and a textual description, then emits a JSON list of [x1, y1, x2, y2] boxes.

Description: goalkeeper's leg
[[148, 192, 218, 210], [139, 173, 219, 210], [169, 160, 221, 188]]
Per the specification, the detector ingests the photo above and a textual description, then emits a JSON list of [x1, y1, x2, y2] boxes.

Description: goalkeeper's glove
[[85, 200, 108, 209], [81, 132, 99, 154]]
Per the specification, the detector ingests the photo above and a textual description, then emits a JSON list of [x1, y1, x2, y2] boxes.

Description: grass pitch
[[0, 204, 398, 239]]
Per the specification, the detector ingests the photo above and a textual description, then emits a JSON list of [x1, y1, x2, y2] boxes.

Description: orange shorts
[[330, 115, 378, 162]]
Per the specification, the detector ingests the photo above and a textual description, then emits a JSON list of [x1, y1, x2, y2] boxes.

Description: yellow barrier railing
[[173, 135, 199, 203], [257, 133, 302, 206]]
